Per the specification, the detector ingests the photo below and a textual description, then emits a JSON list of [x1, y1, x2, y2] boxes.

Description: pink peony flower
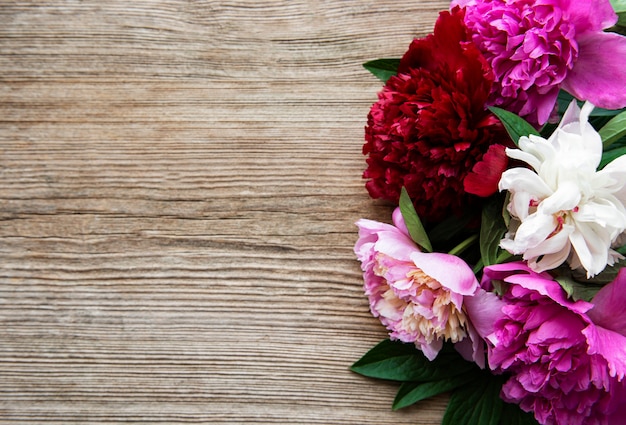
[[471, 262, 626, 425], [354, 208, 485, 366], [452, 0, 626, 125]]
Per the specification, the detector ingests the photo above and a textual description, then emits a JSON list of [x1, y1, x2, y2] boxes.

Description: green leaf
[[392, 371, 477, 410], [570, 260, 625, 285], [399, 187, 433, 252], [480, 197, 508, 267], [502, 401, 540, 425], [363, 59, 400, 83], [442, 372, 506, 425], [608, 24, 626, 35], [555, 275, 602, 302], [351, 340, 476, 382], [599, 109, 626, 148], [611, 0, 626, 13], [428, 213, 475, 245], [489, 106, 540, 145]]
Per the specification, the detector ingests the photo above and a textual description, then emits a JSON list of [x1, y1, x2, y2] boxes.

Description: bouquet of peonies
[[351, 1, 626, 424]]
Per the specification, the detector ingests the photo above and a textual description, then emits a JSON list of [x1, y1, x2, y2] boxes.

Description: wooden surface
[[0, 1, 450, 423]]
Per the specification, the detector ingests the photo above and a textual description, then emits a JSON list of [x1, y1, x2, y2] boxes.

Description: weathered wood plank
[[0, 1, 449, 423]]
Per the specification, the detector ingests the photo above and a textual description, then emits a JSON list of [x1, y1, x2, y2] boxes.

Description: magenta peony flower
[[363, 8, 508, 223], [452, 0, 626, 125], [471, 262, 626, 425], [354, 208, 485, 366]]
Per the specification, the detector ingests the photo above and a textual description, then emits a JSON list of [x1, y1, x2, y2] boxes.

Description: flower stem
[[447, 234, 479, 257]]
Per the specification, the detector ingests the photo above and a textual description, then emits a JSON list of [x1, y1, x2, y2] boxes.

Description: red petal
[[463, 144, 508, 197]]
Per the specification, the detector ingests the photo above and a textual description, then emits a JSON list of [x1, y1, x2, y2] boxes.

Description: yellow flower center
[[378, 265, 468, 344]]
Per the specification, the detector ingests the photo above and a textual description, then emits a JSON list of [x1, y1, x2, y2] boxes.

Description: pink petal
[[420, 338, 443, 361], [409, 251, 479, 295], [375, 230, 419, 262], [607, 381, 626, 424], [588, 268, 626, 337], [482, 262, 594, 314], [391, 207, 411, 238], [561, 0, 617, 34], [583, 324, 626, 379], [562, 32, 626, 110], [463, 288, 505, 341], [454, 327, 486, 369]]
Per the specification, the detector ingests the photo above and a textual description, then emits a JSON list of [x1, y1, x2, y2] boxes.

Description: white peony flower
[[499, 101, 626, 277]]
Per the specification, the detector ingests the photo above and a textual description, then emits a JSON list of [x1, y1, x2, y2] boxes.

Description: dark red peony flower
[[363, 7, 510, 223]]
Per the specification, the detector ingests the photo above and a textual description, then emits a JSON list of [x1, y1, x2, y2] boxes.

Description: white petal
[[538, 180, 581, 215], [550, 129, 601, 171], [514, 135, 556, 170], [596, 155, 626, 201], [554, 100, 582, 131], [505, 147, 542, 171], [506, 212, 556, 253], [569, 223, 612, 277], [576, 199, 626, 232], [552, 102, 602, 168], [523, 225, 573, 272], [499, 167, 553, 197]]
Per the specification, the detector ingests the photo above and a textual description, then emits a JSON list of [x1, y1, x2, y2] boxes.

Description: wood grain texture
[[0, 1, 450, 423]]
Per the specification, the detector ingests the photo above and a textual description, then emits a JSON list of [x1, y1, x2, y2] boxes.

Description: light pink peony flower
[[354, 208, 485, 366], [470, 262, 626, 425], [451, 0, 626, 125]]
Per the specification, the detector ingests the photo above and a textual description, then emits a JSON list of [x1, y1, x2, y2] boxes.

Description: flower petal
[[561, 0, 617, 34], [482, 262, 594, 314], [464, 144, 508, 197], [523, 224, 573, 272], [374, 230, 419, 262], [355, 219, 398, 261], [589, 268, 626, 337], [569, 223, 612, 277], [562, 32, 626, 110], [499, 167, 553, 199], [583, 324, 626, 379], [597, 155, 626, 203], [463, 288, 505, 341], [421, 338, 443, 361], [538, 180, 581, 215], [501, 212, 557, 254], [409, 251, 478, 296], [391, 207, 411, 238]]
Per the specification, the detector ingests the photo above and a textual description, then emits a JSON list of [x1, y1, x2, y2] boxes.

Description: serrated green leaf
[[363, 59, 401, 83], [599, 109, 626, 148], [502, 401, 540, 425], [442, 372, 506, 425], [351, 340, 476, 382], [399, 187, 433, 252], [489, 106, 540, 145], [480, 197, 508, 267], [392, 371, 478, 410]]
